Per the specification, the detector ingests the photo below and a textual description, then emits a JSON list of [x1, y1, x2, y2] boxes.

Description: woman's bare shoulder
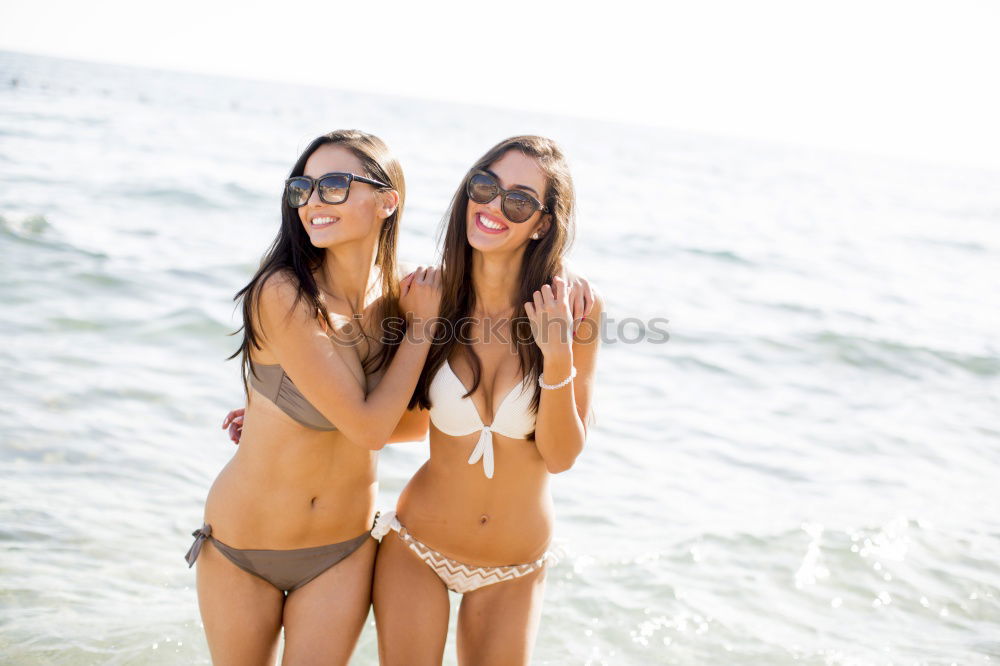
[[396, 259, 424, 280]]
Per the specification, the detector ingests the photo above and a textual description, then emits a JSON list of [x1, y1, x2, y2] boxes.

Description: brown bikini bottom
[[185, 522, 372, 593]]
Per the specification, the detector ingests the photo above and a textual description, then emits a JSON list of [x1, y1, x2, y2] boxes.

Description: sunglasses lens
[[503, 192, 537, 223], [318, 174, 350, 204], [467, 173, 498, 204], [286, 178, 312, 207]]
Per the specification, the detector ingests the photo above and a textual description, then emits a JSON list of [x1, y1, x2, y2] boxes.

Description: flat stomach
[[396, 426, 554, 566], [203, 389, 377, 549]]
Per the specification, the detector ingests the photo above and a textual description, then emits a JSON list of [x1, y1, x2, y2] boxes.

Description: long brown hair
[[229, 129, 406, 393], [411, 136, 576, 426]]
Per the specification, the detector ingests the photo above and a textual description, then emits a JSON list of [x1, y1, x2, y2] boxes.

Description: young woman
[[372, 135, 601, 665], [186, 129, 441, 666]]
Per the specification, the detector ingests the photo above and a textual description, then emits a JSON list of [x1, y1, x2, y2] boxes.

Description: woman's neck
[[470, 248, 523, 317], [317, 234, 381, 313]]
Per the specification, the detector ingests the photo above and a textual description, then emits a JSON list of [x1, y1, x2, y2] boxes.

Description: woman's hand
[[563, 271, 596, 337], [222, 408, 244, 445], [524, 276, 574, 359], [399, 265, 443, 339]]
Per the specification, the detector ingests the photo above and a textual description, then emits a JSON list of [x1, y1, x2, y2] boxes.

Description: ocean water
[[1, 50, 999, 665]]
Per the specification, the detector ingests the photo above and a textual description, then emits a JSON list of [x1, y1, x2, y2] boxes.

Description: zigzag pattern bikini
[[372, 511, 553, 594], [373, 358, 555, 593]]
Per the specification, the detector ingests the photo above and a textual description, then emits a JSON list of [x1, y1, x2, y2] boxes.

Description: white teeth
[[478, 214, 505, 230], [312, 217, 336, 225]]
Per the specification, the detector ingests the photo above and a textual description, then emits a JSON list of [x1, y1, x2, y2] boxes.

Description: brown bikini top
[[249, 361, 337, 431]]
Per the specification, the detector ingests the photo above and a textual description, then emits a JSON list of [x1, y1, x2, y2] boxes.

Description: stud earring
[[531, 232, 540, 239]]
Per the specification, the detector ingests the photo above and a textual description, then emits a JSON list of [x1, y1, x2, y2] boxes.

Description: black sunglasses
[[466, 170, 548, 223], [285, 172, 391, 207]]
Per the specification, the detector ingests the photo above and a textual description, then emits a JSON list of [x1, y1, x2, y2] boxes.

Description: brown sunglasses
[[466, 170, 548, 223]]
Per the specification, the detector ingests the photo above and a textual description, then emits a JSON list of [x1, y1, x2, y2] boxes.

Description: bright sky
[[2, 0, 999, 169]]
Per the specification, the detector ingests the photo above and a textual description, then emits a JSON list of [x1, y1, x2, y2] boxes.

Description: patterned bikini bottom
[[371, 511, 556, 594]]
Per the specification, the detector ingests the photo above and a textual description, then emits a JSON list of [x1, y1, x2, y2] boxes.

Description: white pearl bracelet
[[538, 366, 577, 390]]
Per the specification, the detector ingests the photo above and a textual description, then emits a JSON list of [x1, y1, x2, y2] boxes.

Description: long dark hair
[[411, 136, 576, 428], [229, 129, 406, 393]]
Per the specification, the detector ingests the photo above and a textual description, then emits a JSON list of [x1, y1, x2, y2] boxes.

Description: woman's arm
[[222, 406, 431, 445], [525, 276, 602, 473], [386, 407, 430, 444], [256, 268, 440, 451]]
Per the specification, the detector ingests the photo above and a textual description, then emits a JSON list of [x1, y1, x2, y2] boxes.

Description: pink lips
[[474, 212, 508, 235]]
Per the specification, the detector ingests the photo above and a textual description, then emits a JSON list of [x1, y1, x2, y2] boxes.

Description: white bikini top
[[428, 359, 535, 479]]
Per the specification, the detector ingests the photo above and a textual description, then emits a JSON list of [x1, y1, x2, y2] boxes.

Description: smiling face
[[466, 150, 551, 253], [297, 143, 388, 249]]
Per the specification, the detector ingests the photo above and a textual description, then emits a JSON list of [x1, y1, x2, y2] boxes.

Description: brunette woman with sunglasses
[[186, 130, 441, 665], [371, 136, 601, 665]]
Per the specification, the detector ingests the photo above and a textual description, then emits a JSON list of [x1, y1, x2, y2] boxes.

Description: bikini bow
[[184, 523, 212, 568], [467, 426, 495, 479]]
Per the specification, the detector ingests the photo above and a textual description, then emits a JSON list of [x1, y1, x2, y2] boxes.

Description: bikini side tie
[[185, 523, 212, 567]]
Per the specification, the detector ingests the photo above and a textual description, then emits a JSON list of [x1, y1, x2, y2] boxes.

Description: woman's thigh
[[280, 537, 377, 666], [372, 532, 451, 666], [195, 540, 285, 666], [456, 566, 547, 666]]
